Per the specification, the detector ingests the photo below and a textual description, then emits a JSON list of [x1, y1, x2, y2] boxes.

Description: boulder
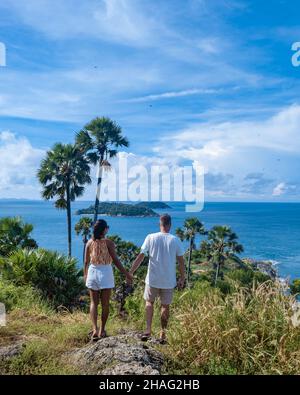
[[67, 331, 164, 375], [0, 342, 25, 361]]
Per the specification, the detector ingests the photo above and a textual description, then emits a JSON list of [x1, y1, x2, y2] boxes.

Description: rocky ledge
[[66, 331, 164, 375]]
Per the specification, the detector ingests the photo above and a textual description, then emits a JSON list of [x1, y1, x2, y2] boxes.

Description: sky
[[0, 0, 300, 202]]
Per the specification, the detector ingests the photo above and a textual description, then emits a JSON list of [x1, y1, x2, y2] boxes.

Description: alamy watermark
[[291, 42, 300, 67], [0, 303, 6, 326], [97, 157, 204, 212], [0, 41, 6, 67]]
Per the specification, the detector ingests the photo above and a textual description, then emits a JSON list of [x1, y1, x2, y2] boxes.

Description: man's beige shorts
[[144, 284, 174, 305]]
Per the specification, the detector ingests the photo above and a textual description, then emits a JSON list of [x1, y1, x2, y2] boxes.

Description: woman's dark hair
[[93, 219, 108, 240]]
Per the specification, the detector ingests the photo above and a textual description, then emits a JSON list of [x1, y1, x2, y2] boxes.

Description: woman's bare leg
[[100, 289, 111, 336], [89, 289, 100, 335]]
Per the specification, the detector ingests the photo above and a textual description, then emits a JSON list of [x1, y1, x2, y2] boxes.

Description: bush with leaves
[[0, 249, 84, 308], [0, 217, 37, 256], [291, 279, 300, 296]]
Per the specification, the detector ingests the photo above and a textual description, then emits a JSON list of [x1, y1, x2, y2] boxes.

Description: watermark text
[[291, 42, 300, 67], [0, 42, 6, 67]]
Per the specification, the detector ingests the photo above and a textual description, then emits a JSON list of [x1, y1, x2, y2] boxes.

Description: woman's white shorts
[[86, 264, 115, 291]]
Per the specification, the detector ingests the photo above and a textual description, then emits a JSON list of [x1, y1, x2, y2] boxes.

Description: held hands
[[177, 277, 185, 290], [125, 271, 134, 286]]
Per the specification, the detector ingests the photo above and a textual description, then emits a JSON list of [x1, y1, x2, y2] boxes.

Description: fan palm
[[0, 216, 37, 256], [205, 225, 244, 286], [37, 143, 91, 257], [176, 217, 206, 285], [75, 216, 93, 263], [75, 117, 129, 223]]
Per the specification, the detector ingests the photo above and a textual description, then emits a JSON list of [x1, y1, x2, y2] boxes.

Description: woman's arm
[[130, 253, 145, 275], [84, 240, 91, 280], [106, 240, 133, 282]]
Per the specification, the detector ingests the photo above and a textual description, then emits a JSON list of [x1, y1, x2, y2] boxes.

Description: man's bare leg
[[160, 304, 170, 341], [145, 300, 154, 335], [89, 290, 100, 336]]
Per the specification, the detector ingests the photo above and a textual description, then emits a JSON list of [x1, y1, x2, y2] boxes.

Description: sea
[[0, 200, 300, 280]]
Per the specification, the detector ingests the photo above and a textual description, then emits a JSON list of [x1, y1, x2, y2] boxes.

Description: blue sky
[[0, 0, 300, 201]]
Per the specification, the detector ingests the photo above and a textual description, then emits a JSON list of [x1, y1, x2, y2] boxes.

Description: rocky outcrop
[[244, 258, 278, 280], [67, 331, 164, 375], [0, 341, 25, 361]]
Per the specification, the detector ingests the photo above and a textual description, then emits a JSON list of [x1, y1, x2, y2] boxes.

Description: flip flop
[[100, 330, 107, 339], [140, 333, 151, 342], [158, 338, 168, 345], [91, 333, 100, 342]]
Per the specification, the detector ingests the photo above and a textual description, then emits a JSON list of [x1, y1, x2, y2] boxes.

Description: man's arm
[[130, 253, 145, 275], [177, 256, 186, 289]]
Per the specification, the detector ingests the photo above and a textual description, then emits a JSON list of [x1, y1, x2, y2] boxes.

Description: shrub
[[0, 249, 84, 308], [291, 279, 300, 296], [0, 278, 51, 313], [226, 268, 270, 288]]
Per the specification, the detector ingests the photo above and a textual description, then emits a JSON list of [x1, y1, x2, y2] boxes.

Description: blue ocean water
[[0, 200, 300, 280]]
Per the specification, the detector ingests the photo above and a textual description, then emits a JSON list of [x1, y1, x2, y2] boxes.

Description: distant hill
[[134, 202, 171, 209], [75, 202, 159, 217]]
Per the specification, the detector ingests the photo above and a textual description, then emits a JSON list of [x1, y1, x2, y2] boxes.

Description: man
[[130, 214, 185, 343]]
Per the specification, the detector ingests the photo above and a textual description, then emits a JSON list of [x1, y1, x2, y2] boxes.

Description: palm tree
[[176, 217, 206, 285], [205, 226, 244, 286], [0, 217, 37, 256], [75, 216, 93, 263], [75, 117, 129, 223], [37, 143, 91, 257]]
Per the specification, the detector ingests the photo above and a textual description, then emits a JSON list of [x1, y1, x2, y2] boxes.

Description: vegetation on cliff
[[76, 202, 159, 217]]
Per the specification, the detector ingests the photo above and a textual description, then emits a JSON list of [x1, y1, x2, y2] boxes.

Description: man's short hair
[[160, 214, 171, 227]]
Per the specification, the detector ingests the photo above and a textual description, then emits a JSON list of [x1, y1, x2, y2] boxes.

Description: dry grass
[[166, 281, 300, 374], [1, 279, 300, 375]]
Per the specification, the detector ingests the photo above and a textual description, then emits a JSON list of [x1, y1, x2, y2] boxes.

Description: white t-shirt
[[141, 232, 184, 289]]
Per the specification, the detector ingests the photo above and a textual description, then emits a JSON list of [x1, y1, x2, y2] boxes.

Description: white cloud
[[1, 0, 160, 46], [272, 182, 286, 196], [272, 182, 298, 197], [0, 131, 45, 199], [154, 104, 300, 199], [123, 88, 219, 103]]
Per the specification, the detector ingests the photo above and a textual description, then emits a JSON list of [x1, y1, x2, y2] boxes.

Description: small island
[[134, 201, 171, 209], [76, 202, 159, 217]]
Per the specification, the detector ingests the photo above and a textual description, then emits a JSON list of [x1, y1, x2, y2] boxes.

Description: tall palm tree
[[205, 225, 244, 286], [75, 117, 129, 223], [176, 217, 206, 285], [37, 143, 91, 257], [75, 216, 93, 263], [0, 216, 37, 256]]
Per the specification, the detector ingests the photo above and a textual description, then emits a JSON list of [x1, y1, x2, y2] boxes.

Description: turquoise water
[[0, 200, 300, 279]]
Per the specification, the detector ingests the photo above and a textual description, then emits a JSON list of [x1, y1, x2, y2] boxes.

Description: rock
[[67, 331, 164, 375], [0, 342, 25, 361], [101, 362, 160, 375]]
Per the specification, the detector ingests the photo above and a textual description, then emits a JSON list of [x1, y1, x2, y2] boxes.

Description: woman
[[84, 219, 133, 341]]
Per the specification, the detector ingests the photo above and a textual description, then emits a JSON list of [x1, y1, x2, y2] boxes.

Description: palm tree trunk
[[66, 184, 72, 257], [214, 262, 220, 287], [187, 237, 193, 286], [94, 159, 103, 223]]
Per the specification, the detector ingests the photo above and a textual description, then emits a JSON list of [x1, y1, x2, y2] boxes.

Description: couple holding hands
[[84, 214, 185, 343]]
